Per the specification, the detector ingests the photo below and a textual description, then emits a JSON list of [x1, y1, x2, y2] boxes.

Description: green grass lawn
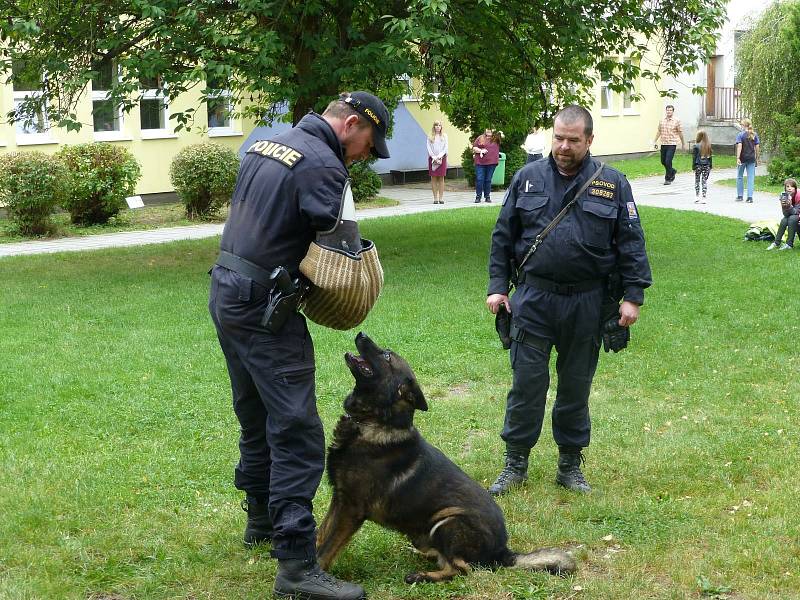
[[2, 207, 799, 599], [608, 152, 738, 180], [0, 197, 399, 244], [0, 151, 738, 246], [716, 175, 785, 196]]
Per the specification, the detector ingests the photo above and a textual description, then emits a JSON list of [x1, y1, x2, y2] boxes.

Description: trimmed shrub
[[349, 160, 382, 203], [0, 151, 70, 235], [767, 106, 800, 185], [170, 143, 240, 219], [503, 146, 527, 186], [461, 146, 476, 187], [57, 142, 141, 225], [461, 144, 525, 187]]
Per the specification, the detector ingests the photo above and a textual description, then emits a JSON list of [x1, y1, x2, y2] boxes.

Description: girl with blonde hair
[[692, 130, 713, 203], [427, 120, 448, 204], [735, 118, 760, 203]]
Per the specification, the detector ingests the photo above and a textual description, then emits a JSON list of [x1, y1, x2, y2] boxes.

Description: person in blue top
[[735, 118, 760, 203]]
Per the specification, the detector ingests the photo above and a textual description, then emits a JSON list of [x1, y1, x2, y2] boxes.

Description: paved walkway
[[0, 167, 776, 258]]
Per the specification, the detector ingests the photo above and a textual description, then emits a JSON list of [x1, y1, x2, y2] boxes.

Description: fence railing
[[704, 87, 745, 122]]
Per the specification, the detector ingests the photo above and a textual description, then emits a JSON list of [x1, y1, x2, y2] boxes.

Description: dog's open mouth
[[345, 352, 373, 377]]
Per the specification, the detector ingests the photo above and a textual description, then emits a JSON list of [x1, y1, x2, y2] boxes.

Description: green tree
[[736, 1, 800, 149], [1, 0, 725, 138]]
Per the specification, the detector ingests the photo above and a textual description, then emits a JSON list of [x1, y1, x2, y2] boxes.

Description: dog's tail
[[503, 547, 576, 575]]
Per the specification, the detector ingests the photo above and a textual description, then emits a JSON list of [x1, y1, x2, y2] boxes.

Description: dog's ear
[[398, 380, 427, 412]]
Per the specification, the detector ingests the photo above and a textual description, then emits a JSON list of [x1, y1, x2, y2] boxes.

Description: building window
[[139, 75, 170, 136], [92, 62, 124, 137], [622, 58, 639, 115], [11, 60, 51, 143], [398, 74, 418, 101], [600, 77, 615, 115], [206, 73, 235, 134]]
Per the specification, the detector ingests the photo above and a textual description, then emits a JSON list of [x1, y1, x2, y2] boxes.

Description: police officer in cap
[[485, 105, 652, 495], [208, 91, 390, 600]]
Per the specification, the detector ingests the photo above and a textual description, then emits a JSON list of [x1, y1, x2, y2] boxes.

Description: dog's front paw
[[404, 572, 430, 584]]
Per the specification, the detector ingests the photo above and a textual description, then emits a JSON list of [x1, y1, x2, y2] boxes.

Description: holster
[[495, 305, 512, 350], [261, 267, 309, 334]]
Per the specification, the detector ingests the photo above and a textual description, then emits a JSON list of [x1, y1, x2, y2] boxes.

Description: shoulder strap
[[517, 163, 604, 272]]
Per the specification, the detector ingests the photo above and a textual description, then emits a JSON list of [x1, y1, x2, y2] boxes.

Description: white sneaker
[[767, 243, 778, 250], [779, 243, 792, 250]]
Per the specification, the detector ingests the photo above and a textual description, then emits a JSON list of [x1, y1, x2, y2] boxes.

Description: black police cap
[[343, 91, 391, 159]]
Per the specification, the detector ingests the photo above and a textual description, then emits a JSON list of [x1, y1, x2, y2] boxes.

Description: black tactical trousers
[[502, 286, 602, 449], [209, 266, 324, 560]]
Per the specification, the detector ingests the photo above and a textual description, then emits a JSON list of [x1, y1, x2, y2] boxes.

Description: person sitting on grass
[[767, 178, 800, 251]]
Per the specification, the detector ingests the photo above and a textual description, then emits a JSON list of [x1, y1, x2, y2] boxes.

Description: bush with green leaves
[[169, 143, 240, 219], [503, 146, 527, 186], [461, 146, 477, 187], [349, 160, 381, 203], [57, 142, 141, 225], [767, 105, 800, 184], [0, 151, 70, 235], [461, 143, 525, 188]]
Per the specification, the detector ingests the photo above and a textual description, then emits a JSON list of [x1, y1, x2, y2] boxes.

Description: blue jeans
[[736, 162, 756, 199], [660, 145, 677, 181], [776, 214, 799, 247], [475, 164, 497, 200]]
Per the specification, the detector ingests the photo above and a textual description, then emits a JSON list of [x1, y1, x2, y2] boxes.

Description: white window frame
[[139, 77, 174, 139], [206, 87, 240, 137], [11, 62, 55, 146], [599, 77, 616, 116], [398, 74, 418, 102], [621, 58, 640, 116], [91, 62, 129, 141]]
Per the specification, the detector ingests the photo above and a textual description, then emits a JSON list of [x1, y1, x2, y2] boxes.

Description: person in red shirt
[[768, 178, 800, 250], [472, 128, 501, 203]]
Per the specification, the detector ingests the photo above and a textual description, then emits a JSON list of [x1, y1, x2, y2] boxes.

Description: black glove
[[495, 305, 512, 350], [602, 316, 630, 353]]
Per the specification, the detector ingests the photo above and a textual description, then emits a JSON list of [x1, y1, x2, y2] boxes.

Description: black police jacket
[[488, 153, 652, 304], [219, 113, 348, 276]]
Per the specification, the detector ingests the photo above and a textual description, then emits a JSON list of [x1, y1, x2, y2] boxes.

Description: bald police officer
[[486, 105, 652, 495], [209, 91, 390, 600]]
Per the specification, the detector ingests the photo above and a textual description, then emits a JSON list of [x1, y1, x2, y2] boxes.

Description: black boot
[[242, 498, 273, 547], [556, 448, 591, 493], [273, 558, 366, 600], [488, 444, 530, 496]]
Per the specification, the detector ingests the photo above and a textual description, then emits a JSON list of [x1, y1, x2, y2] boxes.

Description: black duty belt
[[215, 250, 275, 289], [518, 272, 603, 295]]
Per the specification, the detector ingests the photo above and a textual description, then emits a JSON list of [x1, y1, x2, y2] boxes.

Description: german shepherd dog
[[316, 332, 576, 583]]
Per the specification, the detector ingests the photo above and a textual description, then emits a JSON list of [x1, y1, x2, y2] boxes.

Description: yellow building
[[0, 55, 664, 196], [0, 61, 255, 199], [586, 55, 665, 158], [539, 55, 665, 159]]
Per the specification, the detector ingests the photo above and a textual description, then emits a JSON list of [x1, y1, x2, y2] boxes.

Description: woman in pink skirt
[[427, 120, 448, 204]]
